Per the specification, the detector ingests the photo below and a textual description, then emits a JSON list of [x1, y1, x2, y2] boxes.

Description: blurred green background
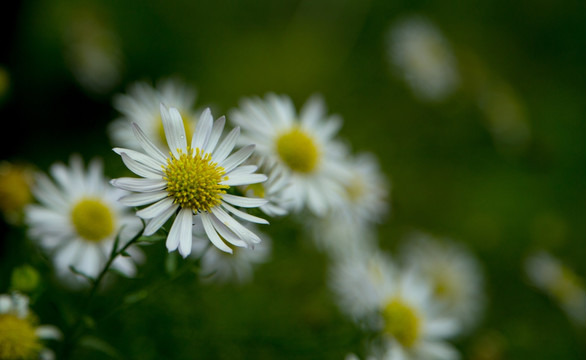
[[2, 0, 586, 358]]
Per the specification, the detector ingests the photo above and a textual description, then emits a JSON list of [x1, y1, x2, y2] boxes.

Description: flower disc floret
[[164, 147, 228, 212], [71, 198, 115, 242], [0, 314, 42, 359], [276, 128, 319, 173], [382, 298, 421, 348]]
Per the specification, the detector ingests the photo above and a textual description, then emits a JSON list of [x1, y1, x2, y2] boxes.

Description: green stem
[[61, 225, 145, 359]]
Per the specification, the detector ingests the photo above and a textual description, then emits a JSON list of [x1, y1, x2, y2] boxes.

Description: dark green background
[[1, 0, 586, 358]]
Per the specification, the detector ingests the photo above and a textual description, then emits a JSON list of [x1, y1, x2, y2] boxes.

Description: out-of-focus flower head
[[0, 161, 35, 225], [525, 251, 586, 326], [331, 245, 461, 359], [400, 231, 486, 335], [111, 104, 269, 257], [387, 15, 459, 102], [25, 155, 144, 289], [0, 292, 61, 360], [61, 5, 123, 94], [230, 93, 349, 216], [109, 78, 199, 152]]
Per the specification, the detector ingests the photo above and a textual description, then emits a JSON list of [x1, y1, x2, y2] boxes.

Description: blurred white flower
[[0, 292, 61, 360], [387, 16, 459, 102], [109, 78, 199, 152], [111, 105, 268, 257], [525, 251, 586, 326], [330, 248, 461, 360], [62, 9, 123, 94], [0, 161, 34, 225], [191, 219, 271, 284], [400, 232, 485, 334], [329, 249, 396, 324], [25, 156, 144, 289], [230, 93, 348, 216]]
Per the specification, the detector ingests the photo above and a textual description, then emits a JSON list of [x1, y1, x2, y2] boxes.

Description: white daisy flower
[[108, 78, 198, 152], [525, 251, 586, 326], [329, 249, 395, 324], [337, 151, 390, 224], [0, 292, 61, 360], [400, 232, 485, 334], [387, 15, 459, 102], [190, 218, 271, 284], [376, 269, 460, 360], [230, 93, 348, 216], [111, 104, 269, 258], [330, 249, 461, 360], [62, 9, 123, 94], [25, 156, 144, 289]]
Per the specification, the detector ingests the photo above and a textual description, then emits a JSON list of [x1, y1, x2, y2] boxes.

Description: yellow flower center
[[0, 314, 42, 359], [276, 128, 319, 173], [0, 164, 33, 217], [382, 298, 421, 348], [551, 267, 583, 303], [345, 176, 365, 203], [71, 198, 115, 242], [157, 111, 194, 147], [163, 147, 228, 212]]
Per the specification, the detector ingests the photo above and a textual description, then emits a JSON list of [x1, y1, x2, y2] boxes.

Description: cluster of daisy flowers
[[0, 77, 487, 358], [329, 231, 485, 360]]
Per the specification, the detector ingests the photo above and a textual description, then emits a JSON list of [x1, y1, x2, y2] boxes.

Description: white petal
[[160, 104, 187, 158], [224, 165, 257, 177], [136, 197, 175, 219], [36, 325, 62, 340], [221, 194, 268, 208], [212, 126, 240, 164], [110, 178, 166, 192], [424, 318, 460, 339], [221, 173, 267, 186], [119, 191, 169, 207], [113, 147, 165, 169], [192, 108, 213, 150], [300, 94, 325, 129], [204, 116, 225, 153], [417, 341, 460, 360], [132, 123, 167, 164], [211, 207, 261, 244], [120, 153, 162, 179], [220, 144, 255, 173], [167, 208, 193, 257], [144, 203, 179, 235], [221, 202, 269, 224], [201, 212, 233, 253], [210, 215, 248, 248]]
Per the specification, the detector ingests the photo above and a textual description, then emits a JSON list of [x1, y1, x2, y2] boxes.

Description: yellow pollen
[[163, 147, 228, 212], [0, 314, 42, 359], [71, 198, 115, 242], [382, 298, 421, 348], [157, 111, 194, 147], [276, 128, 319, 173]]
